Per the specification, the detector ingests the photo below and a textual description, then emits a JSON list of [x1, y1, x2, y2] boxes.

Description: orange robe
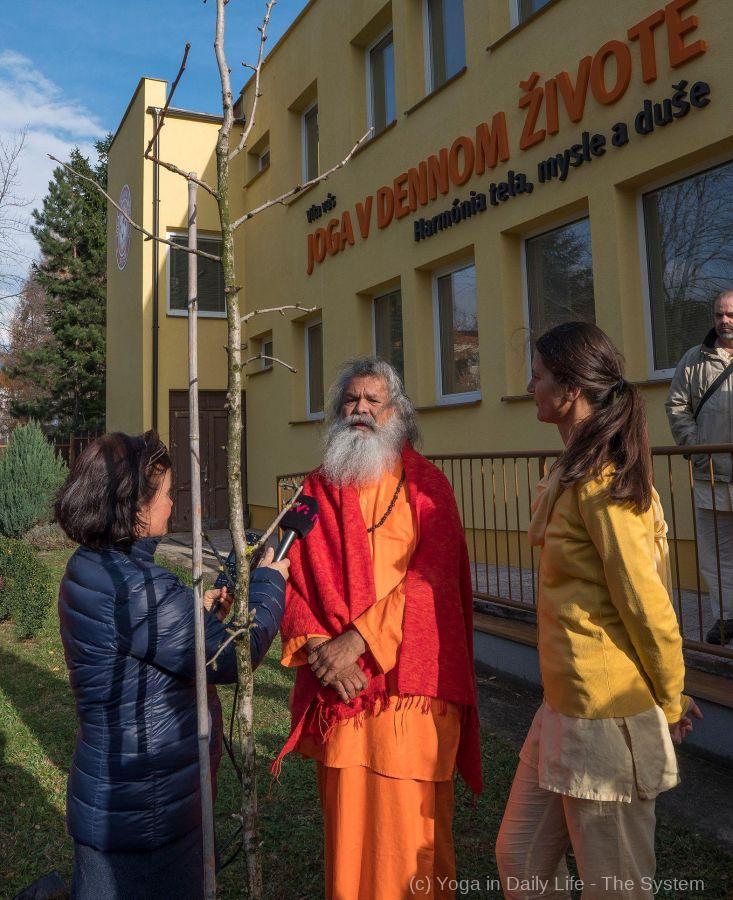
[[282, 464, 460, 900]]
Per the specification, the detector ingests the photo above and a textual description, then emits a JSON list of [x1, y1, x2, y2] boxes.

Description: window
[[373, 289, 404, 379], [513, 0, 552, 26], [367, 31, 396, 136], [305, 321, 324, 417], [525, 218, 595, 342], [168, 234, 226, 316], [261, 336, 273, 370], [435, 264, 480, 400], [302, 103, 319, 182], [258, 147, 270, 171], [643, 160, 733, 373], [425, 0, 466, 92]]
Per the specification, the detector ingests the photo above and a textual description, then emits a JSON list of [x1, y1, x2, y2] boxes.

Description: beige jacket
[[666, 328, 733, 482]]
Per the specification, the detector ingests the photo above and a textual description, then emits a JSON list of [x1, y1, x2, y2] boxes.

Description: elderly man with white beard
[[273, 357, 482, 900]]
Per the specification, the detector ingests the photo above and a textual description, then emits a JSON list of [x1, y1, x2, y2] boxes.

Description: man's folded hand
[[309, 629, 367, 689], [329, 663, 369, 703]]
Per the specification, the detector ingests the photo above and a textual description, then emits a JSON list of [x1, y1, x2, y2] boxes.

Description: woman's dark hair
[[535, 322, 653, 511], [55, 431, 172, 550]]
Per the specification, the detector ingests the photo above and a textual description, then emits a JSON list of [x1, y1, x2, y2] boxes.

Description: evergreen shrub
[[0, 536, 56, 639], [0, 422, 68, 538]]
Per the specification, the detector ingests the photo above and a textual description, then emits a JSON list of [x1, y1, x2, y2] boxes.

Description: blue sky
[[0, 0, 307, 323]]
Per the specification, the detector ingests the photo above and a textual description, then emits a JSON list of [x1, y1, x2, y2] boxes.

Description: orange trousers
[[316, 763, 456, 900]]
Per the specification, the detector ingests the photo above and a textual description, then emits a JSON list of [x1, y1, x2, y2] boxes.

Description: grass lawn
[[0, 548, 730, 898]]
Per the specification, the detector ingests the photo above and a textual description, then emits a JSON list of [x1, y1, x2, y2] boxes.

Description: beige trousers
[[495, 760, 656, 900]]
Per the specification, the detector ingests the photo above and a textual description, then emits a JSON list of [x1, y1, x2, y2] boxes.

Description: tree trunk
[[188, 177, 217, 899], [214, 4, 261, 891]]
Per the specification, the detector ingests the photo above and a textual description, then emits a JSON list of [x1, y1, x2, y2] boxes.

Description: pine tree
[[2, 275, 53, 428], [10, 136, 112, 435]]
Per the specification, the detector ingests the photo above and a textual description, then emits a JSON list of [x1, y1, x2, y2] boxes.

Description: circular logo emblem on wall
[[116, 184, 132, 270]]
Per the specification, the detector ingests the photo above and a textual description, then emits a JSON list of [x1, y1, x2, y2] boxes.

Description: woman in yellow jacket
[[495, 322, 702, 900]]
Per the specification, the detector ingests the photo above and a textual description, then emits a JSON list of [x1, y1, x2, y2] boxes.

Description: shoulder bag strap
[[694, 357, 733, 421]]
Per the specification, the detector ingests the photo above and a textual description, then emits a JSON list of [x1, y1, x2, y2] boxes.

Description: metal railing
[[277, 444, 733, 663]]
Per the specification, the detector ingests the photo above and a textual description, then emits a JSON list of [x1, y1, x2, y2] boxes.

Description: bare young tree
[[0, 131, 31, 318], [50, 3, 370, 897]]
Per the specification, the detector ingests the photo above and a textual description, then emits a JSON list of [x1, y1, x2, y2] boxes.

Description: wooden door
[[169, 391, 247, 532]]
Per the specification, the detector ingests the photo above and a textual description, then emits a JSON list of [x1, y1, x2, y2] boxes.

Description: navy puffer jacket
[[58, 538, 285, 852]]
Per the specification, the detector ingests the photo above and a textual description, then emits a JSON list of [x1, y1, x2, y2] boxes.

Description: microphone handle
[[273, 529, 297, 562]]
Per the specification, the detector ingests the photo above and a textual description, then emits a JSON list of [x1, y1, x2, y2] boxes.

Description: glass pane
[[644, 160, 733, 371], [259, 149, 270, 170], [437, 266, 480, 396], [370, 32, 395, 134], [170, 236, 225, 313], [428, 0, 465, 90], [304, 105, 319, 181], [307, 323, 324, 414], [525, 218, 595, 343], [518, 0, 551, 23], [262, 338, 273, 369], [374, 290, 404, 380]]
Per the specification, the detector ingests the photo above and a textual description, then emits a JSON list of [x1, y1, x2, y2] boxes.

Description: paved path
[[158, 529, 233, 576]]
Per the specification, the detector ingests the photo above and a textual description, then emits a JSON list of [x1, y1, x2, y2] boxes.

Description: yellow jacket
[[530, 470, 688, 724]]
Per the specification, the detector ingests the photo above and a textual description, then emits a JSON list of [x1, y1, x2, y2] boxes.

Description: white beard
[[323, 414, 406, 487]]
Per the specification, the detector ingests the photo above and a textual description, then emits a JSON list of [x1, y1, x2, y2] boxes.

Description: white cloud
[[0, 50, 106, 330], [0, 50, 104, 137]]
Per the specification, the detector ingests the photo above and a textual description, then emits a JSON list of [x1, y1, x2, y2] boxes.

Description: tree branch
[[150, 157, 219, 198], [230, 128, 372, 231], [206, 481, 305, 669], [48, 155, 222, 263], [249, 483, 304, 557], [145, 43, 191, 158], [229, 0, 276, 162], [208, 624, 249, 669], [243, 353, 296, 373], [143, 43, 218, 197], [240, 303, 316, 323], [203, 530, 236, 590]]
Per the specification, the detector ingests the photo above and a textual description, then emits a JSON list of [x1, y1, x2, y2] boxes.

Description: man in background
[[667, 290, 733, 644]]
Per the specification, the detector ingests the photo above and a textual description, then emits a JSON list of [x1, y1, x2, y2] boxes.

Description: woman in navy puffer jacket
[[56, 431, 289, 899]]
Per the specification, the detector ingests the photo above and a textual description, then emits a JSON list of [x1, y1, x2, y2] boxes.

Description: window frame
[[520, 212, 594, 375], [422, 0, 466, 94], [510, 0, 552, 28], [371, 287, 404, 376], [636, 154, 733, 380], [261, 335, 274, 371], [304, 318, 325, 420], [432, 260, 481, 405], [365, 27, 396, 136], [165, 230, 227, 319], [258, 147, 270, 172], [301, 101, 319, 183]]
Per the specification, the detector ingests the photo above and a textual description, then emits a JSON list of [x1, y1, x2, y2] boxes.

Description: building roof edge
[[238, 0, 321, 98], [109, 77, 168, 152]]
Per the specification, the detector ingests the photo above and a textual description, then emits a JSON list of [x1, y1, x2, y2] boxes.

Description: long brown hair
[[535, 322, 653, 511]]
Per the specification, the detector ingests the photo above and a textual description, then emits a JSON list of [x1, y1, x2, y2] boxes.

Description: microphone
[[274, 494, 319, 561], [213, 496, 318, 588]]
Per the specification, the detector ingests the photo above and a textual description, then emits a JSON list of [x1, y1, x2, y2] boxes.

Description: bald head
[[714, 291, 733, 346]]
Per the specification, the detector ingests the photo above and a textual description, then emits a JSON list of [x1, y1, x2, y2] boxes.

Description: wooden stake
[[188, 176, 217, 899]]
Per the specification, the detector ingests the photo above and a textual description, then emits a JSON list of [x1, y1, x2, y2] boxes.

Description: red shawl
[[273, 445, 483, 795]]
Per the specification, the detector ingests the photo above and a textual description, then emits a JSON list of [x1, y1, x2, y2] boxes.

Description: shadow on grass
[[0, 646, 75, 897], [0, 644, 76, 772]]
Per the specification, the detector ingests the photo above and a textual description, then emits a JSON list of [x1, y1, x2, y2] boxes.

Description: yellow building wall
[[107, 78, 166, 435], [237, 0, 732, 521], [108, 0, 733, 542]]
